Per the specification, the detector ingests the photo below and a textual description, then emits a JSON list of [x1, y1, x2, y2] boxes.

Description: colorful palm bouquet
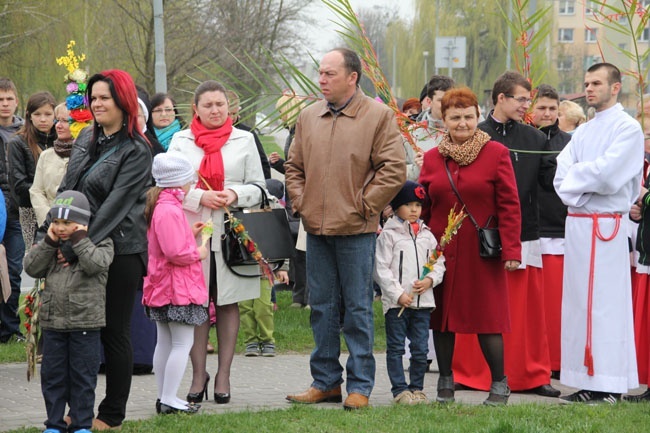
[[399, 205, 466, 317], [19, 279, 44, 381], [201, 219, 214, 247], [223, 210, 276, 282], [55, 40, 92, 138]]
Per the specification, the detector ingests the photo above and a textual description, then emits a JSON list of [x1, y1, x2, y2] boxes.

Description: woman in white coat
[[168, 80, 264, 405]]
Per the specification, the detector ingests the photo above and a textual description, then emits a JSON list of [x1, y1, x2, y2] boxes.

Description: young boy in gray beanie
[[24, 190, 114, 433]]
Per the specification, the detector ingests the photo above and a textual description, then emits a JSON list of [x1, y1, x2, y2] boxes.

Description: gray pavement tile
[[0, 353, 626, 432]]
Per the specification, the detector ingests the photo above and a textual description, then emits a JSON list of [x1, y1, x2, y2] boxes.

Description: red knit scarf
[[190, 115, 233, 191]]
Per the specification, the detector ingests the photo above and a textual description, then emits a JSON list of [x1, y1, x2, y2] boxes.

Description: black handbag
[[221, 184, 294, 277], [444, 159, 502, 259]]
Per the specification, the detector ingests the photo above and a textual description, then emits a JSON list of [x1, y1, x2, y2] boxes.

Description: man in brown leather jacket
[[285, 47, 405, 410]]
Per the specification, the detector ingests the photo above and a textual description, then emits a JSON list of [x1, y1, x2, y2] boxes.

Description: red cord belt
[[566, 212, 622, 376]]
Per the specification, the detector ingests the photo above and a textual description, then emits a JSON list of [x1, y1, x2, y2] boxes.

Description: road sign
[[435, 37, 466, 70]]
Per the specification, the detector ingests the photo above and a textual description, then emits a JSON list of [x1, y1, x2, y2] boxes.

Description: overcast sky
[[301, 0, 416, 56]]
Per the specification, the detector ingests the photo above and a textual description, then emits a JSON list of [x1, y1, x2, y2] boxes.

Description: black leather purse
[[444, 159, 502, 259], [222, 184, 294, 276]]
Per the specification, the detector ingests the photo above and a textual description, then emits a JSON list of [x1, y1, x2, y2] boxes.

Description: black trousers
[[96, 254, 145, 427], [291, 249, 308, 305]]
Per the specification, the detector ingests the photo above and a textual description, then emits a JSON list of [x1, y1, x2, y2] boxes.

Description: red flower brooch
[[414, 186, 425, 200]]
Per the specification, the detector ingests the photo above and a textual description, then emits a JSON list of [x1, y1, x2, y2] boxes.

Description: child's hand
[[414, 151, 424, 168], [74, 224, 88, 232], [412, 277, 433, 295], [192, 221, 205, 238], [197, 245, 209, 260], [397, 292, 413, 308], [47, 224, 59, 242], [275, 270, 289, 284]]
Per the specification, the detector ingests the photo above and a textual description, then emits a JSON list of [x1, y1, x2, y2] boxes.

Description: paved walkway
[[0, 353, 595, 432]]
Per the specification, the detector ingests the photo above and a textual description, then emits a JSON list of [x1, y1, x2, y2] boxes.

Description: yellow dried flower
[[55, 40, 87, 74]]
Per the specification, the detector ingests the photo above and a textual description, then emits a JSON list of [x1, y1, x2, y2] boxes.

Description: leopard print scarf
[[437, 129, 491, 166]]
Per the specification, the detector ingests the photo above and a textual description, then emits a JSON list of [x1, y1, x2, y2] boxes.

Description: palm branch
[[586, 0, 650, 121]]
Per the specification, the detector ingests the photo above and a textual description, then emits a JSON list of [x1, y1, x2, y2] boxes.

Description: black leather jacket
[[8, 129, 55, 208], [537, 121, 571, 238], [0, 117, 23, 219], [57, 129, 152, 255], [478, 113, 556, 242]]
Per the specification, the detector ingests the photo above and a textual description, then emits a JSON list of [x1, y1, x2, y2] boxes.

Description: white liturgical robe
[[554, 103, 642, 393]]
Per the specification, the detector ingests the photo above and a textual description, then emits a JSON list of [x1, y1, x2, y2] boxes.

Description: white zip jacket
[[374, 216, 445, 315]]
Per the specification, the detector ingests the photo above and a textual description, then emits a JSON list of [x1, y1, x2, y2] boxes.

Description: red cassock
[[542, 254, 564, 372], [633, 272, 650, 385], [420, 140, 521, 336]]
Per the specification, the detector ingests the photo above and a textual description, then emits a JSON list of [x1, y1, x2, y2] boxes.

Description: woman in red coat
[[419, 87, 521, 405]]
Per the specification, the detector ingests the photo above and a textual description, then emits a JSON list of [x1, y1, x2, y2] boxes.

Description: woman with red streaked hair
[[419, 87, 522, 406], [53, 69, 153, 430]]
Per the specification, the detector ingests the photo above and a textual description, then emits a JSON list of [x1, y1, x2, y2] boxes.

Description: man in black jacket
[[0, 77, 25, 344], [531, 84, 572, 381], [454, 71, 559, 397]]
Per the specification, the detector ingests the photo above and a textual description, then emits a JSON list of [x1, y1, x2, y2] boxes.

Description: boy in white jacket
[[374, 180, 445, 404]]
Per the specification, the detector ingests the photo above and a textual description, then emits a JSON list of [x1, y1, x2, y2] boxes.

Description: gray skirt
[[146, 304, 208, 326]]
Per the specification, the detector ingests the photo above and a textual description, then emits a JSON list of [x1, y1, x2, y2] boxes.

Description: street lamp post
[[423, 51, 429, 83], [153, 0, 167, 93]]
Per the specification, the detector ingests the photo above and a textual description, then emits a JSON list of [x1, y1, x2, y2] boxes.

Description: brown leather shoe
[[343, 393, 369, 410], [286, 386, 342, 404], [92, 419, 122, 430]]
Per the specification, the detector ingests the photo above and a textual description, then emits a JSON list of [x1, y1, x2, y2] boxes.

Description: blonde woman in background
[[30, 103, 75, 225], [558, 100, 586, 134], [268, 93, 307, 174]]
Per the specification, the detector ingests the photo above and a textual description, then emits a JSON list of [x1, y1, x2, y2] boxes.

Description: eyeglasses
[[504, 94, 533, 105], [54, 118, 70, 125], [151, 108, 175, 115]]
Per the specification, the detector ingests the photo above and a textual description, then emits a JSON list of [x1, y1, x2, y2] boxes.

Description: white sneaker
[[393, 390, 417, 405]]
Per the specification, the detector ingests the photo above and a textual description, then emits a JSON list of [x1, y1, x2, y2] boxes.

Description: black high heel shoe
[[159, 402, 200, 415], [187, 373, 210, 404], [214, 392, 231, 404], [156, 399, 161, 414]]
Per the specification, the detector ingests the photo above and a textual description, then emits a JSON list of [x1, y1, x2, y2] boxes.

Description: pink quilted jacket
[[143, 189, 208, 307]]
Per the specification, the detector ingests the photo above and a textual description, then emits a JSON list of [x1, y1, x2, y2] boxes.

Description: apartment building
[[552, 0, 649, 107]]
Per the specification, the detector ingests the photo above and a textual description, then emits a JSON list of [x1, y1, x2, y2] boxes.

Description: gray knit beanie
[[49, 190, 92, 225], [152, 153, 196, 188]]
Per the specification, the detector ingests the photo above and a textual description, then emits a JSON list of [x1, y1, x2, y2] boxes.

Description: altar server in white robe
[[554, 62, 643, 404]]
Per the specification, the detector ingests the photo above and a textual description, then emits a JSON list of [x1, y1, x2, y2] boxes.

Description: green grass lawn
[[6, 401, 650, 433], [259, 134, 282, 156]]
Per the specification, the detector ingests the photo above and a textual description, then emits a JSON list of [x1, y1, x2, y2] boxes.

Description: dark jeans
[[0, 219, 25, 341], [385, 307, 432, 397], [41, 329, 100, 432], [96, 254, 144, 427]]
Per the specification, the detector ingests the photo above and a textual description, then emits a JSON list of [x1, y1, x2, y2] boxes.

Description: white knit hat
[[151, 153, 196, 188]]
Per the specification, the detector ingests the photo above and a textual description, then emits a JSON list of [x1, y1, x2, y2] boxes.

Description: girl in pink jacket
[[143, 153, 209, 415]]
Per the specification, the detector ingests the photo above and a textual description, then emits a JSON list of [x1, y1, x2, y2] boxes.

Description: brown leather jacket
[[285, 90, 405, 235]]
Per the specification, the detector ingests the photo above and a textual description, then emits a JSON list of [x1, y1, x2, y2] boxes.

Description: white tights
[[153, 321, 195, 409]]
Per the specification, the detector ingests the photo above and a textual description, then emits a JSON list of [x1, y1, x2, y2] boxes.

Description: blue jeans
[[41, 329, 100, 432], [307, 233, 376, 397], [0, 219, 24, 341], [385, 307, 432, 397]]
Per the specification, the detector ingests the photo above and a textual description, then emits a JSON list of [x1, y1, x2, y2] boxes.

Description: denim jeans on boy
[[385, 307, 432, 396], [306, 233, 376, 397], [0, 219, 24, 342], [41, 329, 100, 432]]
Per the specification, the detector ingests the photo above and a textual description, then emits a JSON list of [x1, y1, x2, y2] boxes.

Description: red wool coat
[[420, 140, 521, 334]]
